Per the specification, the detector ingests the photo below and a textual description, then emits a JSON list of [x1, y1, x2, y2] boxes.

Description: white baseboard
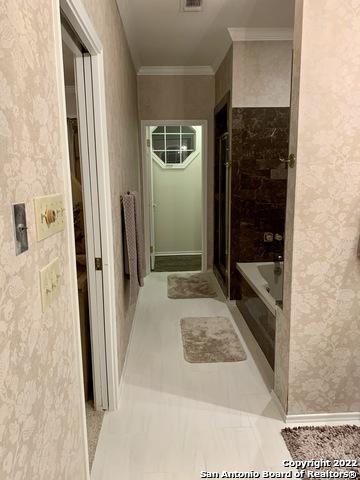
[[117, 288, 142, 409], [271, 390, 360, 424], [155, 251, 202, 256]]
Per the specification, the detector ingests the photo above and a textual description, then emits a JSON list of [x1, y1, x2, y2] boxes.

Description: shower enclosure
[[214, 95, 231, 295]]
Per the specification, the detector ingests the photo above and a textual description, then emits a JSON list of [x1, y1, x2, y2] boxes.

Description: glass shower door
[[214, 131, 230, 291]]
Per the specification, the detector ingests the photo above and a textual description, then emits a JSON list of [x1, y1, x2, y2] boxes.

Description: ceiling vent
[[181, 0, 203, 12]]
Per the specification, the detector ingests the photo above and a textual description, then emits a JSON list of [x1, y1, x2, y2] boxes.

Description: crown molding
[[137, 66, 214, 76], [228, 27, 293, 42]]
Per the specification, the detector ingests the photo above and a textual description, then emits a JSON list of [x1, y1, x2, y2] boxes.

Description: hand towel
[[122, 193, 139, 305], [131, 190, 145, 287]]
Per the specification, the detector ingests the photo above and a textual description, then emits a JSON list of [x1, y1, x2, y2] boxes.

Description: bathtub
[[236, 262, 283, 316]]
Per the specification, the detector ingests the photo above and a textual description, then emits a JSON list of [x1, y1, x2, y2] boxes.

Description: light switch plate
[[40, 257, 61, 312], [34, 194, 65, 241], [12, 203, 29, 255]]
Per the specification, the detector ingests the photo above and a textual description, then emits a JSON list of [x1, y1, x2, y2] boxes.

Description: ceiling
[[116, 0, 295, 72]]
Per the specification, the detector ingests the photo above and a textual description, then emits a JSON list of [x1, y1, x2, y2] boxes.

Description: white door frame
[[53, 0, 119, 413], [141, 120, 208, 274]]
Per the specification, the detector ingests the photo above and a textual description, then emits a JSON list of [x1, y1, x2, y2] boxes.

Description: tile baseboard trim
[[271, 391, 360, 423], [285, 411, 360, 423], [155, 251, 202, 256]]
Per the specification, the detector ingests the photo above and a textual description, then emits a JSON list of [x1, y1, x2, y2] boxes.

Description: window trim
[[151, 125, 199, 170]]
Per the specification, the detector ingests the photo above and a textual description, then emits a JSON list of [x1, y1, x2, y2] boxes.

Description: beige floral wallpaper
[[0, 1, 87, 478], [232, 41, 293, 108], [0, 0, 141, 477], [81, 0, 141, 380], [275, 0, 360, 415]]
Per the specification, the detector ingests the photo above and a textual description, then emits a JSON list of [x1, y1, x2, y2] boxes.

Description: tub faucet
[[273, 254, 283, 275]]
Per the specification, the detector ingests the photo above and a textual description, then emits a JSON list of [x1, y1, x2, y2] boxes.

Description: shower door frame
[[213, 93, 232, 297]]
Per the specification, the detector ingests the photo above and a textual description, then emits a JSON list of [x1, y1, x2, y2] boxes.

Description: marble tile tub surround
[[275, 0, 360, 415], [237, 277, 276, 369], [230, 107, 290, 299]]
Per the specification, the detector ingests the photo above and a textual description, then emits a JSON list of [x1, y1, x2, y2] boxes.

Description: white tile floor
[[91, 272, 359, 480]]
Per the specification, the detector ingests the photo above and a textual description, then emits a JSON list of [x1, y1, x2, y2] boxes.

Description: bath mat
[[167, 273, 217, 299], [281, 425, 360, 477], [180, 317, 247, 363]]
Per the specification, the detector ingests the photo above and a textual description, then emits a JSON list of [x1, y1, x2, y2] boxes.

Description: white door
[[61, 27, 108, 410]]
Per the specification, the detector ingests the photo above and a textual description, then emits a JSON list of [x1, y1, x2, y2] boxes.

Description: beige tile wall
[[232, 41, 293, 108]]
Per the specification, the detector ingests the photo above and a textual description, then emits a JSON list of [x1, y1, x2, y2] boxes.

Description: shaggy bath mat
[[167, 273, 217, 299], [281, 425, 360, 477], [180, 317, 247, 363]]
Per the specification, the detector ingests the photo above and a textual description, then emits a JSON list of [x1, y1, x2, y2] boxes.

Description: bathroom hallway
[[91, 272, 293, 479]]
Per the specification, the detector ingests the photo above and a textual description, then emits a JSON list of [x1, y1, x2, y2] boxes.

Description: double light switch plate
[[34, 194, 65, 241]]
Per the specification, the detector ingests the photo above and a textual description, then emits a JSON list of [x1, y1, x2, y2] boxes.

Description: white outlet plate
[[40, 257, 61, 312], [34, 194, 65, 241]]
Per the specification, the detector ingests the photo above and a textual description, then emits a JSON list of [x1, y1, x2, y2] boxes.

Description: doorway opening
[[61, 19, 107, 466], [142, 121, 207, 274], [214, 94, 231, 297], [57, 0, 120, 469]]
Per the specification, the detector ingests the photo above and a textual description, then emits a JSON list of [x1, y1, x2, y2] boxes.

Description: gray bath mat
[[281, 425, 360, 476], [180, 317, 247, 363], [168, 273, 217, 299]]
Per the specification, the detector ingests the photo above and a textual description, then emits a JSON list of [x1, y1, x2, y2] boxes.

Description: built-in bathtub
[[236, 262, 283, 369], [236, 262, 283, 315]]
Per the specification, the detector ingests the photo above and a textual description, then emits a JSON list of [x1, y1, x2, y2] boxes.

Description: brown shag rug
[[281, 425, 360, 476], [86, 401, 105, 471], [180, 317, 247, 363], [168, 273, 217, 299]]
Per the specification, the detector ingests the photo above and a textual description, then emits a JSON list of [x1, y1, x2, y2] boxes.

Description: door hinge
[[95, 257, 103, 271], [150, 246, 154, 253], [147, 139, 151, 147]]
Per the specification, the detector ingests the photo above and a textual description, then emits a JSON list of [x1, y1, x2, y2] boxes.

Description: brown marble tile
[[229, 107, 290, 300]]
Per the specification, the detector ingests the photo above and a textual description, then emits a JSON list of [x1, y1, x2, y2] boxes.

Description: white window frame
[[151, 125, 200, 170]]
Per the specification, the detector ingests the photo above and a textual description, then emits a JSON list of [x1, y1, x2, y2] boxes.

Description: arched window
[[151, 125, 198, 168]]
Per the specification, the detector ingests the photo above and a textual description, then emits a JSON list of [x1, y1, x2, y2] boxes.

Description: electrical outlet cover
[[34, 194, 65, 241]]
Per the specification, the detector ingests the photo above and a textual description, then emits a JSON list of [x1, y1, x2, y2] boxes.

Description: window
[[152, 125, 197, 168]]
